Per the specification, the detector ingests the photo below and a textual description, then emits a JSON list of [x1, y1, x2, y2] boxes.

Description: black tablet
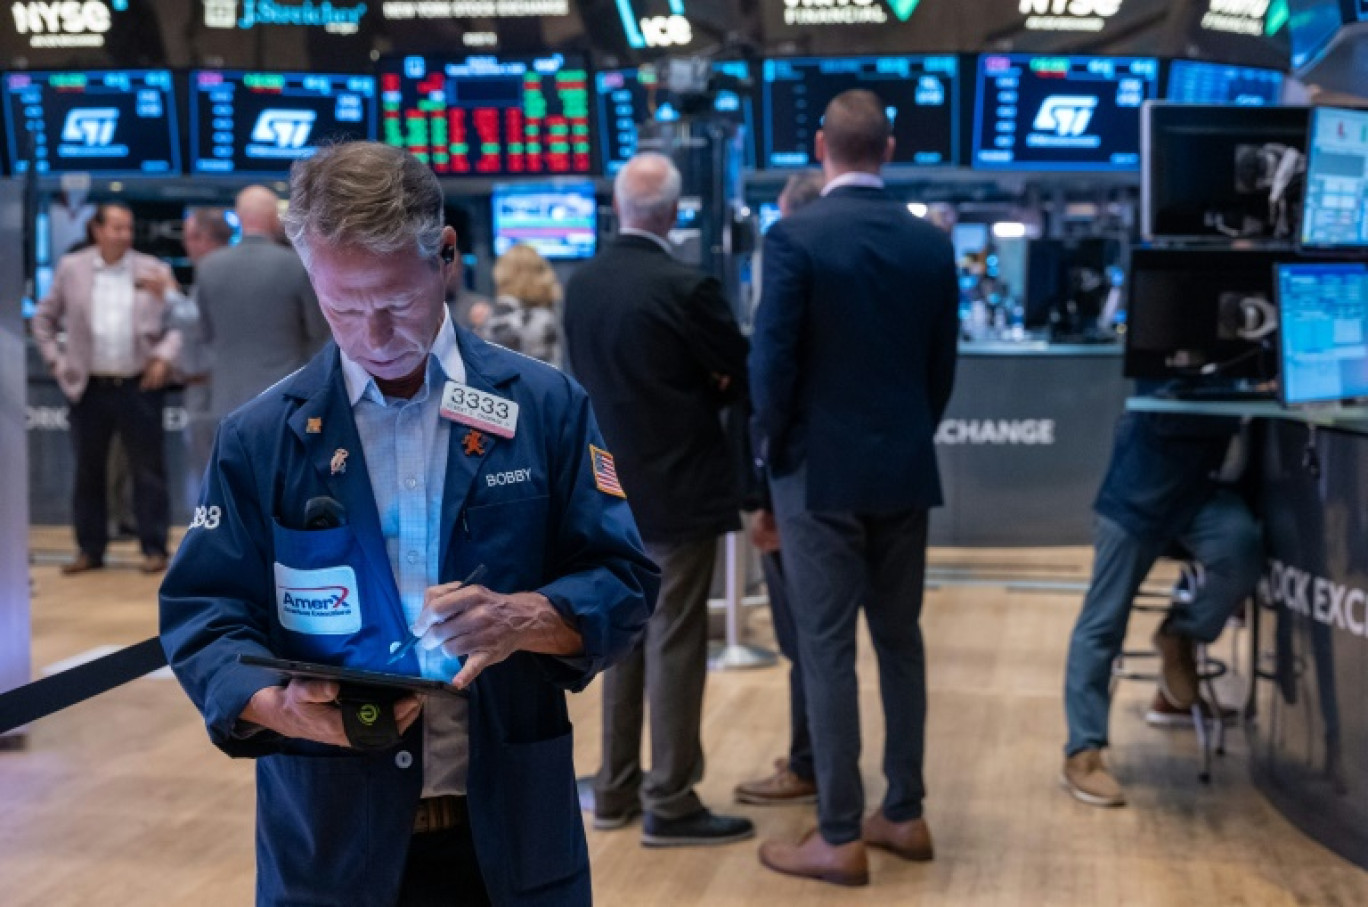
[[238, 654, 467, 699]]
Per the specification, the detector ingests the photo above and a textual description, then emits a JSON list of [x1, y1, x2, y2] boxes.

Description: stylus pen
[[386, 564, 488, 666]]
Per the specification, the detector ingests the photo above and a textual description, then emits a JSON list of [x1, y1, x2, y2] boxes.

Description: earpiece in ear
[[440, 245, 456, 264]]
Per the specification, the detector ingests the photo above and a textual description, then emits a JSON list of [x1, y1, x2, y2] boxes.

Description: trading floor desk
[[1127, 396, 1368, 870], [931, 342, 1129, 546]]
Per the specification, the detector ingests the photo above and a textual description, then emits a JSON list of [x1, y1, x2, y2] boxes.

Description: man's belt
[[413, 795, 468, 835], [89, 374, 143, 387]]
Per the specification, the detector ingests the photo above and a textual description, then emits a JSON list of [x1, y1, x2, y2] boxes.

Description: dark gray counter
[[930, 343, 1128, 547]]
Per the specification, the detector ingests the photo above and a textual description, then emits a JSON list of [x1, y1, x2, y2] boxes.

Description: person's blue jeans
[[1063, 490, 1262, 756]]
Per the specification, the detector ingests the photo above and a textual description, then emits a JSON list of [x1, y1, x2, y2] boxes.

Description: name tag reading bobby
[[440, 381, 519, 439]]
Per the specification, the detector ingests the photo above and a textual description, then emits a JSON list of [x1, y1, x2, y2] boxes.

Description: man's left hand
[[413, 584, 583, 690], [141, 358, 171, 391]]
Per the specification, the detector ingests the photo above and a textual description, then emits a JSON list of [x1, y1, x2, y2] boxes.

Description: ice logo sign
[[59, 107, 123, 157], [247, 109, 317, 159], [1033, 96, 1097, 137]]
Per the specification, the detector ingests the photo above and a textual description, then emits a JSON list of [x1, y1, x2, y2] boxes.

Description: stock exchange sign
[[11, 1, 117, 48], [1019, 0, 1122, 32]]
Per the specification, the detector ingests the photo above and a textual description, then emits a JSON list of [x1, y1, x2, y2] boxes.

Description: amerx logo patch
[[274, 563, 361, 635]]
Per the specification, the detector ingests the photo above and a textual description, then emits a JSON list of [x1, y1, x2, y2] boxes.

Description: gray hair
[[282, 142, 444, 267], [614, 152, 682, 233], [779, 170, 825, 215]]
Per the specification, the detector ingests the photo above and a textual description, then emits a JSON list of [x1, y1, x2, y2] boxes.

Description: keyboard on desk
[[1166, 387, 1276, 402]]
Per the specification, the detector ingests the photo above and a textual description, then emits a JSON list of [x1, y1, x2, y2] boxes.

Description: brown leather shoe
[[735, 757, 818, 805], [60, 553, 103, 575], [759, 829, 868, 887], [862, 812, 934, 862], [140, 554, 169, 574], [1152, 625, 1199, 709]]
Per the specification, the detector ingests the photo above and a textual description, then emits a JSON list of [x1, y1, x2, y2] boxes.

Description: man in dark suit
[[563, 152, 754, 847], [751, 90, 959, 886]]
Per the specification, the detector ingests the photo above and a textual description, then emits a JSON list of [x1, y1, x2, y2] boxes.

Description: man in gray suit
[[195, 185, 328, 420]]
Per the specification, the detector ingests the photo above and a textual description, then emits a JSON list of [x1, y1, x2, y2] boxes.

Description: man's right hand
[[240, 680, 422, 749]]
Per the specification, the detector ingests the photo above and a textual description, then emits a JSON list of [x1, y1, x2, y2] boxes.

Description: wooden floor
[[3, 535, 1367, 906]]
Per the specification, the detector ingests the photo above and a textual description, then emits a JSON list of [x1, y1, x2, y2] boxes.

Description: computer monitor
[[2, 70, 180, 177], [596, 62, 755, 174], [972, 55, 1158, 172], [762, 56, 958, 169], [491, 182, 597, 260], [1277, 262, 1368, 405], [1125, 248, 1297, 380], [378, 54, 593, 177], [1165, 61, 1284, 106], [1288, 0, 1352, 69], [1143, 104, 1311, 241], [1300, 106, 1368, 250], [189, 71, 376, 176]]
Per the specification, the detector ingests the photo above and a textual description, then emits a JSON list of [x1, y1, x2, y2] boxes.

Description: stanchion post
[[708, 531, 777, 671], [0, 180, 31, 748]]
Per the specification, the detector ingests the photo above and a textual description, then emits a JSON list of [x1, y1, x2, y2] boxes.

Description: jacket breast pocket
[[500, 728, 589, 894], [462, 495, 550, 587]]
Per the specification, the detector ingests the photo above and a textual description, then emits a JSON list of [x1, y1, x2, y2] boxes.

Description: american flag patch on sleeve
[[590, 445, 626, 498]]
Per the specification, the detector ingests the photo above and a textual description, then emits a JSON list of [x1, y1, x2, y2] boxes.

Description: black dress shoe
[[641, 809, 755, 847], [576, 775, 641, 830]]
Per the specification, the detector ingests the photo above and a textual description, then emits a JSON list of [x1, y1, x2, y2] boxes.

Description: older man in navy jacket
[[750, 90, 959, 887], [160, 143, 658, 907]]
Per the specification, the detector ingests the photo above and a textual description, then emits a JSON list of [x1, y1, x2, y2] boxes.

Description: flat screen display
[[596, 61, 755, 174], [1278, 263, 1368, 405], [491, 182, 597, 260], [2, 69, 179, 177], [762, 56, 958, 170], [1301, 106, 1368, 249], [190, 71, 376, 176], [973, 55, 1158, 172], [1166, 61, 1284, 106], [379, 54, 593, 177]]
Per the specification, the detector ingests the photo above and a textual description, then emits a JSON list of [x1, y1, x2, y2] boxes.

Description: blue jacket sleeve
[[534, 379, 659, 692], [158, 420, 288, 757], [748, 219, 811, 458]]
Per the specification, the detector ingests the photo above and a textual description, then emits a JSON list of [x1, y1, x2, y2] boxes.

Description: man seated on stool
[[1061, 401, 1261, 807]]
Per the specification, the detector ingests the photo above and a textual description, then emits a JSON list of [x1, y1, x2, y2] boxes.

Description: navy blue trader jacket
[[159, 330, 658, 907], [750, 185, 959, 514]]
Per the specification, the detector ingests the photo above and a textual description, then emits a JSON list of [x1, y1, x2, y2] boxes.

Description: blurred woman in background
[[480, 243, 563, 367]]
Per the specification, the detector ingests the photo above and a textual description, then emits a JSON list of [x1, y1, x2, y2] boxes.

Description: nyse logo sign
[[640, 13, 691, 47], [11, 1, 116, 49], [1034, 96, 1096, 137], [250, 109, 317, 154], [61, 107, 118, 148], [1020, 0, 1122, 32]]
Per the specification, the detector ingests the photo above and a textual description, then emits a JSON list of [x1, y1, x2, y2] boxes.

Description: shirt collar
[[340, 307, 465, 407], [820, 172, 886, 196], [618, 227, 675, 256], [93, 252, 131, 273]]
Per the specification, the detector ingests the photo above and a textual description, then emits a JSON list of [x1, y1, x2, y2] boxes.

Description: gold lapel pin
[[331, 449, 349, 476], [306, 417, 322, 434]]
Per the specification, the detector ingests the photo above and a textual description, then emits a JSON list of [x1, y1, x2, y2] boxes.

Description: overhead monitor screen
[[1301, 106, 1368, 249], [2, 70, 179, 177], [1278, 263, 1368, 405], [491, 182, 597, 260], [379, 54, 593, 177], [762, 56, 957, 170], [190, 71, 376, 176], [973, 55, 1158, 172], [1166, 61, 1284, 106], [596, 61, 755, 175]]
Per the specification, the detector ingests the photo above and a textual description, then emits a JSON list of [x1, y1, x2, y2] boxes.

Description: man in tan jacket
[[32, 202, 181, 574]]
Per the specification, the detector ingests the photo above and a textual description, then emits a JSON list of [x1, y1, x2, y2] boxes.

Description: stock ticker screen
[[2, 70, 179, 177], [190, 71, 376, 176], [1165, 61, 1284, 106], [595, 62, 755, 174], [762, 56, 958, 169], [1301, 106, 1368, 249], [379, 54, 593, 177], [1278, 263, 1368, 405], [973, 55, 1157, 172]]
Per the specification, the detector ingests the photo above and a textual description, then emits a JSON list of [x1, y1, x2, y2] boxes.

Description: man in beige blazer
[[32, 202, 182, 574]]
